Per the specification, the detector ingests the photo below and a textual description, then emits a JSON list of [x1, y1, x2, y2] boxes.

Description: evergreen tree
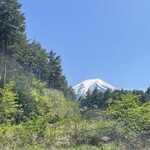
[[47, 50, 75, 100], [47, 50, 63, 89], [19, 41, 48, 81], [144, 87, 150, 102], [0, 0, 25, 54]]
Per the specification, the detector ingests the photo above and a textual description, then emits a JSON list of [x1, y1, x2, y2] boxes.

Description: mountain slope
[[73, 78, 115, 99]]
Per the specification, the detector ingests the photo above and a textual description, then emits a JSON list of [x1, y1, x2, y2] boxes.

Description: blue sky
[[19, 0, 150, 89]]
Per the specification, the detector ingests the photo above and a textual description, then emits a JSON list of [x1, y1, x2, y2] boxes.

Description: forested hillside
[[0, 0, 150, 150]]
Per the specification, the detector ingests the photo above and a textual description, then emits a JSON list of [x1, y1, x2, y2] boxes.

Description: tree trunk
[[4, 65, 7, 86], [0, 54, 4, 82]]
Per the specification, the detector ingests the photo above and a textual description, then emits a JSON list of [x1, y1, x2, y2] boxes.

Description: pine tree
[[47, 50, 63, 89], [47, 50, 76, 100], [144, 87, 150, 102], [0, 0, 25, 54]]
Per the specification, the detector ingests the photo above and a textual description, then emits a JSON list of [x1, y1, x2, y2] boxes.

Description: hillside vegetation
[[0, 0, 150, 150]]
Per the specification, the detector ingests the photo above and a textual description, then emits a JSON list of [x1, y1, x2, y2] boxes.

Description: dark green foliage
[[143, 87, 150, 102], [79, 88, 150, 111], [47, 50, 75, 100], [0, 0, 25, 54], [80, 89, 104, 110], [47, 50, 63, 89], [132, 89, 145, 102], [79, 89, 113, 110], [20, 41, 48, 81]]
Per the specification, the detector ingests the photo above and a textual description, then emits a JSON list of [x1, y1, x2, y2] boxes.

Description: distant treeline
[[79, 88, 150, 110]]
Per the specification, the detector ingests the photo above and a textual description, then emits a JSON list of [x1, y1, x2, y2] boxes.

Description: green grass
[[2, 143, 121, 150]]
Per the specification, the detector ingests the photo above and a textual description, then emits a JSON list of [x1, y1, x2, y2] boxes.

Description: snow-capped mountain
[[73, 78, 115, 99]]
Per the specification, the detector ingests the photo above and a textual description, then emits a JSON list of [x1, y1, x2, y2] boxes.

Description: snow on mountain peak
[[73, 78, 116, 99]]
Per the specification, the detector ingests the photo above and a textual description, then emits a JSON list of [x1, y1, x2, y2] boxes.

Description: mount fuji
[[73, 78, 116, 99]]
